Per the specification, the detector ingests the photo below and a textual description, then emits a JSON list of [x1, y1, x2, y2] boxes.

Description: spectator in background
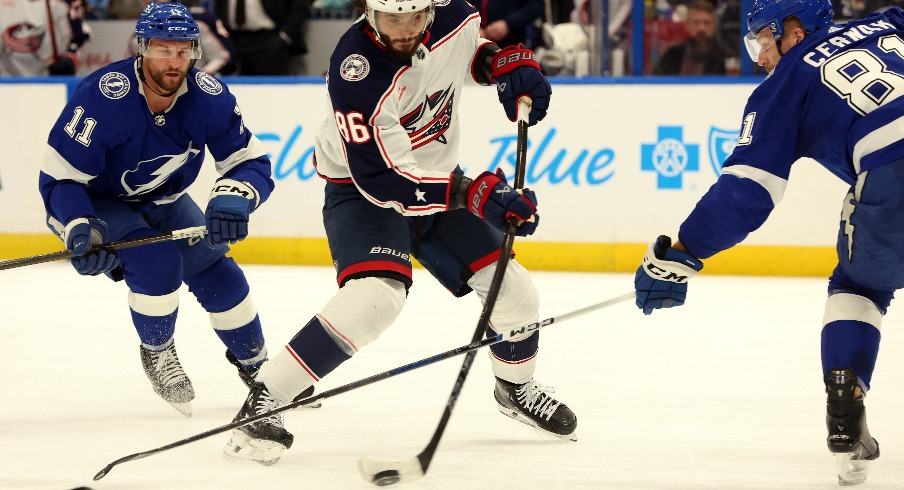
[[653, 0, 732, 75], [0, 0, 79, 75], [214, 0, 310, 75], [129, 0, 237, 76], [467, 0, 545, 48]]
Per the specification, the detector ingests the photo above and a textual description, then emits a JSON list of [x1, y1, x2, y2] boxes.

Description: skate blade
[[169, 401, 192, 417], [835, 453, 871, 486], [223, 430, 286, 466], [496, 405, 577, 442]]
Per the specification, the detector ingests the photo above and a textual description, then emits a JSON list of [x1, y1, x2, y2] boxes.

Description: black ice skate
[[140, 342, 195, 417], [225, 350, 322, 409], [225, 350, 260, 388], [495, 377, 577, 441], [224, 381, 294, 466], [826, 368, 879, 486]]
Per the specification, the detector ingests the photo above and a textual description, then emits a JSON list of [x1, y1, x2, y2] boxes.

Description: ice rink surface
[[3, 263, 904, 489]]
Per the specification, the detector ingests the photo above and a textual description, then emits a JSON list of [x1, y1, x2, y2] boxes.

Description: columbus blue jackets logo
[[99, 72, 130, 100], [2, 23, 42, 53], [707, 127, 739, 176], [340, 54, 370, 81], [401, 84, 455, 149], [120, 142, 200, 197], [195, 71, 223, 95]]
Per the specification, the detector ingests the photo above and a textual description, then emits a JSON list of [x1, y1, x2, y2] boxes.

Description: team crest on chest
[[400, 84, 455, 150], [99, 72, 130, 100], [340, 54, 370, 81], [195, 72, 223, 95]]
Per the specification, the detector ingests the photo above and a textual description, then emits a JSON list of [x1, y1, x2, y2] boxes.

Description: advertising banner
[[0, 79, 849, 273]]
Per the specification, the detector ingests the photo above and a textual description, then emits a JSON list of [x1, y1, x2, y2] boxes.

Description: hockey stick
[[93, 291, 635, 481], [0, 226, 208, 271], [359, 98, 535, 487]]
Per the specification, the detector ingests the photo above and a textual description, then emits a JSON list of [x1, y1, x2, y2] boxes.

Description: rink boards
[[0, 78, 846, 276]]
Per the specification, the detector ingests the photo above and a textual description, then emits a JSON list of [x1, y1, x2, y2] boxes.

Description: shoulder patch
[[98, 72, 130, 100], [195, 72, 223, 95], [435, 0, 451, 6], [340, 54, 370, 82]]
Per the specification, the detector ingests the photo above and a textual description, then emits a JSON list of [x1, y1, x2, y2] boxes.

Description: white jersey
[[313, 0, 492, 216], [0, 0, 71, 76]]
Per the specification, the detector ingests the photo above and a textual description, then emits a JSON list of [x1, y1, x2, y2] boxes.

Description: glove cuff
[[63, 217, 105, 248], [490, 44, 541, 82], [210, 179, 259, 209], [641, 236, 703, 283]]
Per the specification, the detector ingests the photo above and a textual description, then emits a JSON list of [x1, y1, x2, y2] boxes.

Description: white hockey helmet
[[365, 0, 435, 43]]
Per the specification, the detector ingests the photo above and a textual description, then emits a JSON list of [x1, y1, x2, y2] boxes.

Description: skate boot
[[224, 381, 294, 466], [495, 377, 577, 441], [826, 368, 879, 486], [140, 342, 195, 417], [225, 350, 322, 409], [225, 350, 260, 388]]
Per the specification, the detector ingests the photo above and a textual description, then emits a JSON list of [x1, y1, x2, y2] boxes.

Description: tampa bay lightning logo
[[120, 142, 200, 196], [707, 126, 739, 176], [340, 54, 370, 81], [99, 72, 130, 100], [401, 84, 455, 150], [195, 71, 223, 95]]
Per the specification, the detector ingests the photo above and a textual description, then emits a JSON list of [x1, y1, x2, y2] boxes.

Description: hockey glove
[[64, 217, 120, 276], [466, 169, 539, 236], [634, 235, 703, 315], [205, 179, 259, 245], [490, 44, 551, 126]]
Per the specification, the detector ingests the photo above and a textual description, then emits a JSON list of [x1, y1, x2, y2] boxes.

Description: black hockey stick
[[93, 291, 635, 482], [360, 98, 535, 486], [0, 226, 209, 271]]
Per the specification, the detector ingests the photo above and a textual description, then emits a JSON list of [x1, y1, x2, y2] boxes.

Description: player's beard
[[382, 32, 424, 60], [146, 62, 189, 94]]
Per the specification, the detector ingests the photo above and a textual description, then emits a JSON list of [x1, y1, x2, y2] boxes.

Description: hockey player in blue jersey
[[38, 2, 276, 417], [222, 0, 573, 466], [632, 0, 904, 484]]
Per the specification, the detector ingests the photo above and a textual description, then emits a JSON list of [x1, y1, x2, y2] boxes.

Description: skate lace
[[153, 347, 188, 387], [515, 381, 561, 421], [253, 388, 284, 428]]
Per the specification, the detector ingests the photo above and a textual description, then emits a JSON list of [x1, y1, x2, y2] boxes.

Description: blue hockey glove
[[63, 217, 120, 276], [466, 169, 539, 236], [205, 179, 259, 245], [490, 44, 551, 126], [634, 235, 703, 315]]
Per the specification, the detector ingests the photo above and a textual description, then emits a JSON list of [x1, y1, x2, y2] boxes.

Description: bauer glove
[[490, 44, 551, 126]]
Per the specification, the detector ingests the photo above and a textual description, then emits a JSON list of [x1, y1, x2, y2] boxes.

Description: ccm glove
[[460, 169, 539, 236], [634, 235, 703, 315], [63, 217, 120, 276], [205, 179, 259, 245], [490, 44, 551, 126]]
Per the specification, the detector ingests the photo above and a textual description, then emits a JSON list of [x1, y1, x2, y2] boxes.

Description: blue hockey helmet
[[744, 0, 833, 60], [135, 2, 202, 59]]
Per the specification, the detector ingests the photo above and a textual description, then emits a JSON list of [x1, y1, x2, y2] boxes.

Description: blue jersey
[[38, 58, 274, 228], [313, 0, 489, 216], [680, 8, 904, 259]]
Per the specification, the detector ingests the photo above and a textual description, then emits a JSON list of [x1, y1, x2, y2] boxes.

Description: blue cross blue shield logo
[[708, 127, 739, 176], [641, 126, 699, 189]]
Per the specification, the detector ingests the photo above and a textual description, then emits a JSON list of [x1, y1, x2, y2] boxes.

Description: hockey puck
[[372, 469, 401, 486]]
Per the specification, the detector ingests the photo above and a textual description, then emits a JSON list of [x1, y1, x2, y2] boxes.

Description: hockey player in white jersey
[[223, 0, 573, 466], [39, 2, 276, 416], [632, 0, 904, 484]]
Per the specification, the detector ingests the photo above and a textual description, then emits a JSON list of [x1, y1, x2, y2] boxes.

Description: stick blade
[[358, 456, 426, 486]]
